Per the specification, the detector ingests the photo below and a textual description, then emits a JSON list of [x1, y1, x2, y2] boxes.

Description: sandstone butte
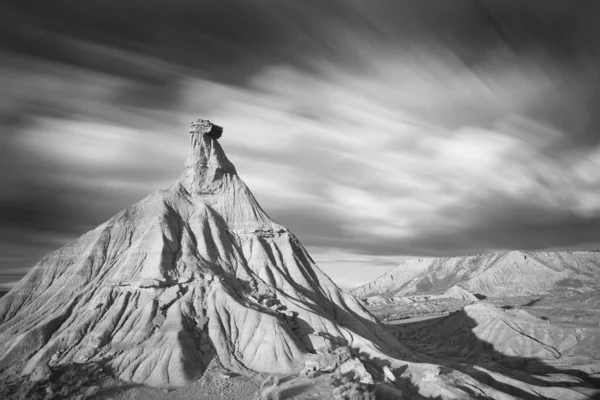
[[0, 119, 597, 399]]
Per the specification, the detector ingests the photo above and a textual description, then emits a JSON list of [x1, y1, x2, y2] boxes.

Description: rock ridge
[[352, 250, 600, 298]]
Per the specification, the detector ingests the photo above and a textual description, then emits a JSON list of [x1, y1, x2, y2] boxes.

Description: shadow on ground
[[385, 309, 600, 399]]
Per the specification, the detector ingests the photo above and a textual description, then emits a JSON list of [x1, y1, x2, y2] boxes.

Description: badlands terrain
[[354, 252, 600, 399], [0, 121, 599, 399]]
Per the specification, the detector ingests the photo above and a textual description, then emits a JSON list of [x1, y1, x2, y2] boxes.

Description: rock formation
[[352, 250, 600, 298], [0, 119, 400, 387]]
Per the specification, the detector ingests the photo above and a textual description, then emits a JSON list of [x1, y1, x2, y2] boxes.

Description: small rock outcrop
[[438, 286, 478, 302]]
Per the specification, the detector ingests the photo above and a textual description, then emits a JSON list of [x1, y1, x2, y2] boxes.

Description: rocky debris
[[391, 296, 414, 304], [362, 296, 389, 306], [303, 346, 355, 374], [382, 365, 396, 383], [302, 344, 375, 387], [305, 353, 344, 373], [339, 359, 374, 385], [352, 250, 600, 298], [28, 363, 52, 383], [302, 333, 334, 354], [190, 118, 223, 139]]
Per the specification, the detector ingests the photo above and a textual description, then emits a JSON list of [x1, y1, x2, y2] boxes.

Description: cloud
[[184, 51, 600, 265], [0, 282, 20, 291], [1, 0, 599, 288], [309, 248, 413, 290]]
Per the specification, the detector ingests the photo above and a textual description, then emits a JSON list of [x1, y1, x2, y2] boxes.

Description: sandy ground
[[91, 359, 341, 400]]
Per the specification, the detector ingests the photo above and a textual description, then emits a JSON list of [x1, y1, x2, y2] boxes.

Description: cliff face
[[352, 250, 600, 298], [0, 119, 400, 387]]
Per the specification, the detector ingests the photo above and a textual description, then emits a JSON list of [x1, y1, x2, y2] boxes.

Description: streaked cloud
[[1, 0, 599, 289]]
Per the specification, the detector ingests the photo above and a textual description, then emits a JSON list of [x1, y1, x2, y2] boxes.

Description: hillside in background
[[352, 250, 600, 299]]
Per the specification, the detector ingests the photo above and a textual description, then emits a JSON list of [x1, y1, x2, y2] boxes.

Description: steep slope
[[0, 120, 400, 387], [352, 259, 430, 298], [352, 250, 600, 298], [399, 303, 600, 368]]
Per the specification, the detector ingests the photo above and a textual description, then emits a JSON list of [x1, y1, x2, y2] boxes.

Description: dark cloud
[[1, 0, 599, 288], [268, 193, 600, 259]]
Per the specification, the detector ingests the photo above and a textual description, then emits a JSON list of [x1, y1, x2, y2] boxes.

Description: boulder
[[382, 365, 396, 382], [339, 358, 373, 385], [304, 353, 340, 373]]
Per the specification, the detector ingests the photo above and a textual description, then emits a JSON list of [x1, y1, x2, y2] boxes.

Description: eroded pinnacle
[[190, 118, 223, 139]]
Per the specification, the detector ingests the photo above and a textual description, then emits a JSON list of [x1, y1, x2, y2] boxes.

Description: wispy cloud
[[1, 0, 599, 288]]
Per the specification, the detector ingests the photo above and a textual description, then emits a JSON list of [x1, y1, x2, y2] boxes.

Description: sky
[[1, 0, 599, 290]]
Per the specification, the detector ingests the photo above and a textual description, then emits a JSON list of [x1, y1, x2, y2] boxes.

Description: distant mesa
[[363, 285, 479, 307], [352, 250, 600, 299]]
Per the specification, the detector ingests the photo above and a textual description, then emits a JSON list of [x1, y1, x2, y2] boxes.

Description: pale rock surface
[[29, 363, 52, 383], [382, 365, 396, 382], [338, 358, 374, 384]]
